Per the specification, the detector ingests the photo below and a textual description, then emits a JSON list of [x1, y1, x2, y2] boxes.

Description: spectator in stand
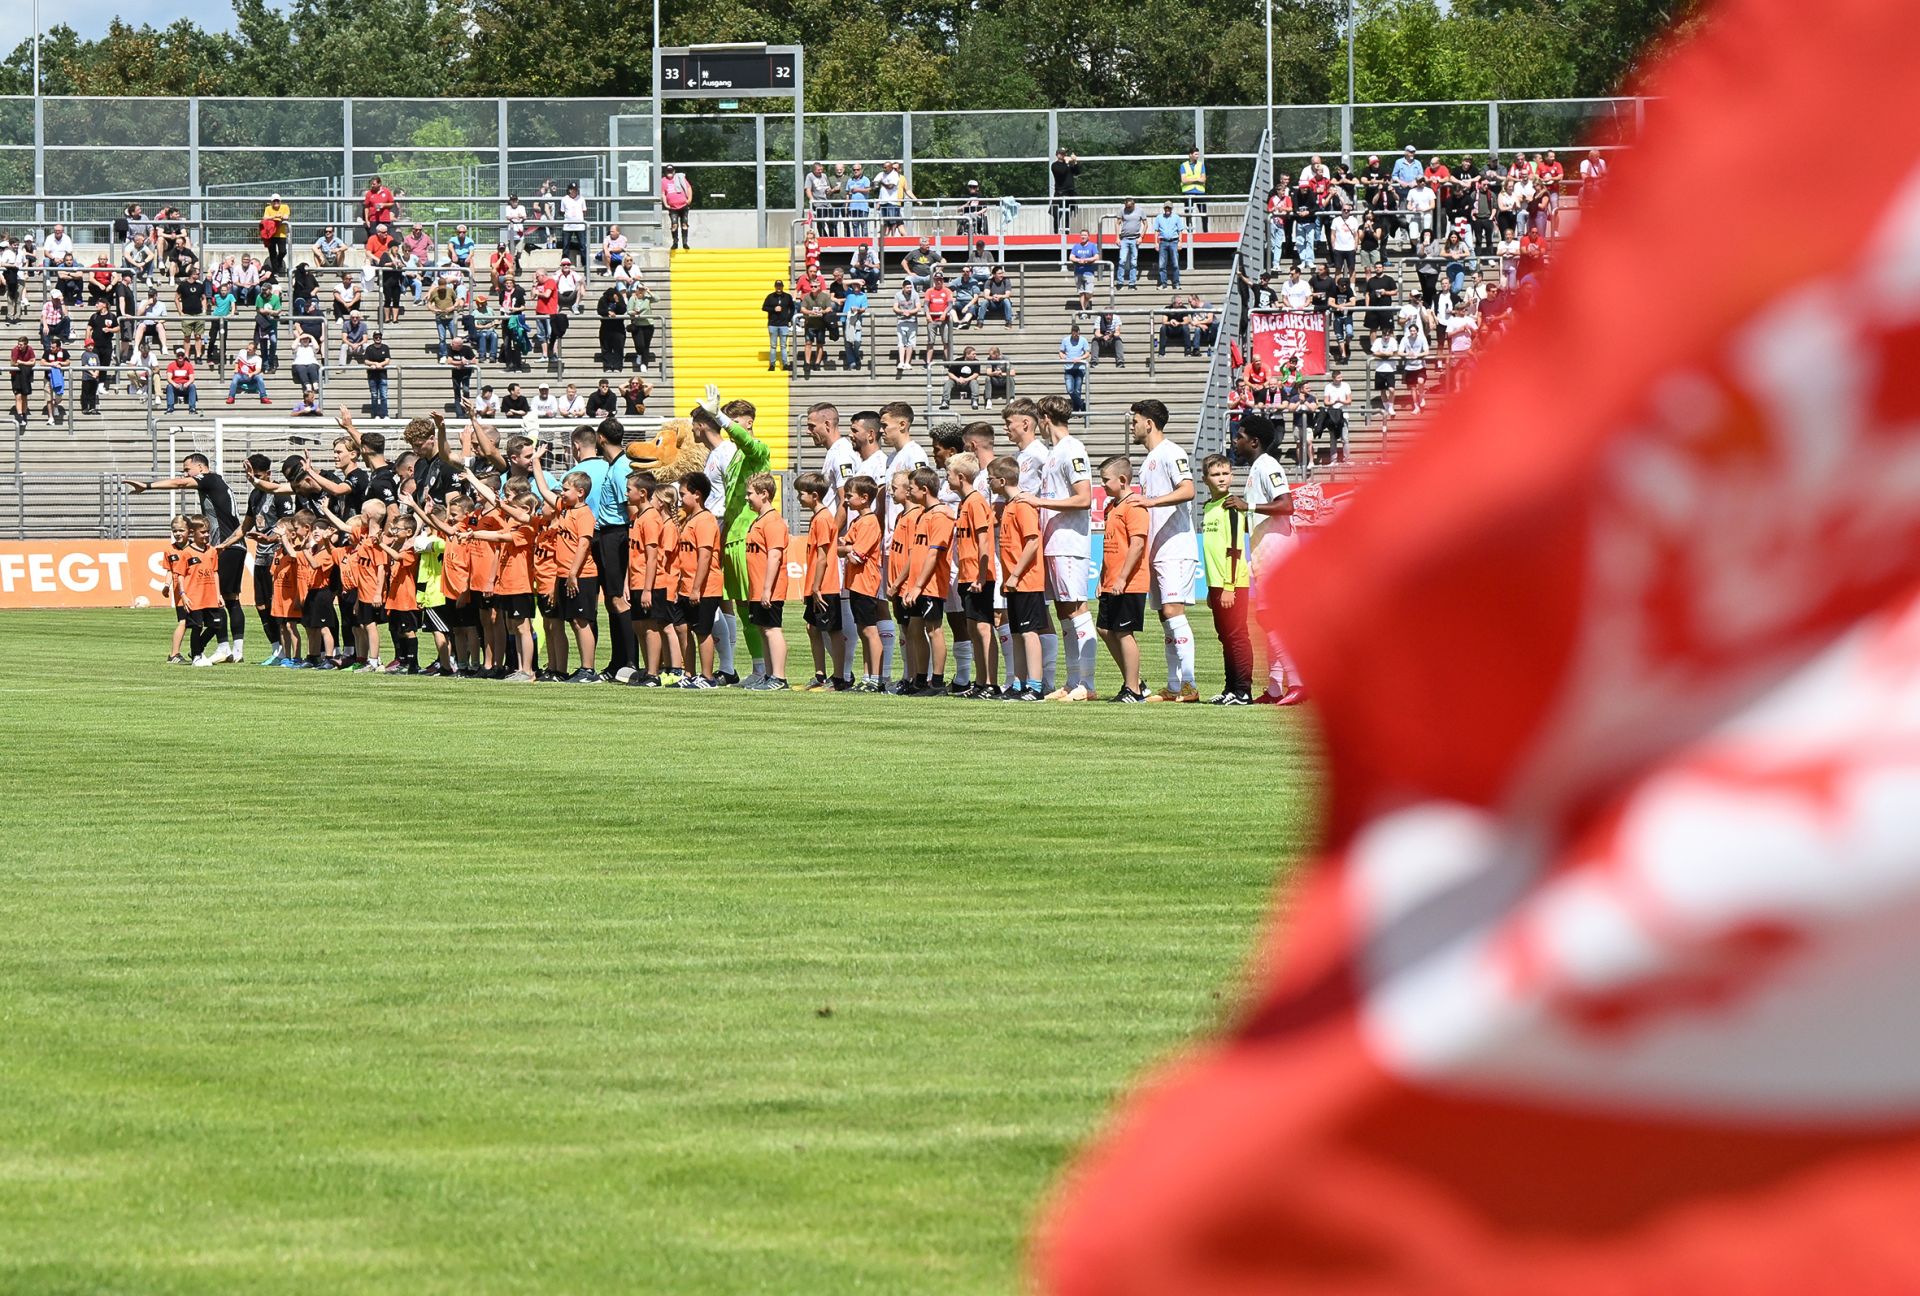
[[339, 311, 370, 368], [1113, 198, 1147, 289], [875, 161, 910, 237], [443, 224, 476, 271], [291, 385, 322, 417], [123, 232, 157, 284], [965, 266, 1005, 329], [799, 277, 836, 375], [1278, 265, 1311, 310], [42, 223, 74, 271], [1187, 298, 1219, 355], [1179, 148, 1208, 233], [1518, 225, 1549, 277], [1580, 149, 1609, 195], [985, 346, 1015, 402], [499, 382, 531, 417], [596, 281, 627, 370], [531, 381, 559, 419], [1538, 150, 1566, 222], [923, 273, 955, 363], [805, 163, 834, 233], [1328, 206, 1360, 276], [849, 242, 883, 298], [226, 342, 271, 405], [597, 224, 627, 276], [660, 165, 693, 250], [557, 381, 587, 420], [135, 289, 169, 355], [1406, 176, 1438, 246], [164, 347, 199, 414], [956, 179, 988, 239], [1092, 312, 1126, 369], [949, 263, 983, 327], [902, 238, 941, 291], [586, 377, 618, 420], [9, 334, 33, 430], [1317, 370, 1352, 461], [175, 265, 210, 360], [628, 282, 657, 372], [1157, 296, 1188, 356], [362, 175, 397, 243], [841, 277, 868, 371], [312, 225, 346, 267], [1153, 203, 1185, 288], [234, 252, 262, 305], [428, 275, 460, 359], [892, 281, 922, 375], [290, 330, 322, 394], [1069, 229, 1101, 311], [1050, 147, 1080, 235], [467, 292, 498, 363], [621, 373, 653, 415], [260, 194, 291, 277], [1059, 324, 1091, 411], [533, 268, 563, 368], [559, 182, 589, 264], [1391, 147, 1424, 237], [943, 345, 983, 410], [362, 328, 392, 418], [762, 279, 795, 373]]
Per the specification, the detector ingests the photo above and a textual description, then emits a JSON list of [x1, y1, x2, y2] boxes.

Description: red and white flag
[[1036, 0, 1920, 1290]]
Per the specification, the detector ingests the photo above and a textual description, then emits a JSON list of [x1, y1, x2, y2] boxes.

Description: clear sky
[[0, 3, 240, 58]]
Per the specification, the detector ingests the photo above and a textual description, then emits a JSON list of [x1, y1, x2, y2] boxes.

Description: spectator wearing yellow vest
[[1179, 149, 1209, 233]]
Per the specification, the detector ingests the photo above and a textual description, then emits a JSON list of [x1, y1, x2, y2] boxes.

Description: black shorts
[[354, 599, 388, 626], [10, 370, 31, 395], [217, 545, 245, 599], [1373, 369, 1395, 391], [474, 591, 496, 611], [252, 562, 274, 609], [301, 588, 335, 630], [657, 590, 687, 625], [848, 591, 885, 628], [537, 591, 562, 621], [745, 600, 784, 628], [494, 591, 536, 620], [187, 606, 221, 631], [802, 594, 840, 632], [174, 603, 188, 621], [387, 610, 420, 635], [558, 576, 599, 623], [890, 595, 911, 626], [909, 594, 945, 622], [423, 606, 452, 635], [682, 595, 720, 638], [959, 582, 995, 623], [1006, 589, 1048, 634], [1096, 590, 1148, 634]]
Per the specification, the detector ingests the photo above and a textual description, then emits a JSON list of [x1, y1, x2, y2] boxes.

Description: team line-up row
[[137, 394, 1313, 703]]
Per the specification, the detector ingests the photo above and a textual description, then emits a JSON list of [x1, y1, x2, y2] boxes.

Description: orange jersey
[[269, 550, 301, 619], [656, 516, 682, 595], [634, 509, 667, 591], [1100, 496, 1151, 595], [352, 535, 388, 605], [744, 510, 790, 602], [550, 505, 597, 584], [888, 504, 922, 596], [998, 498, 1043, 594], [162, 541, 190, 607], [677, 508, 723, 600], [181, 544, 221, 612], [910, 505, 955, 600], [298, 542, 337, 599], [844, 511, 883, 597], [951, 491, 994, 584], [385, 545, 420, 612], [462, 515, 500, 594], [805, 508, 842, 596], [441, 531, 472, 599], [491, 520, 536, 597]]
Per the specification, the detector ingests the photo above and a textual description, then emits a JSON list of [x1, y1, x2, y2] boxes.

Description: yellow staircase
[[669, 249, 792, 469]]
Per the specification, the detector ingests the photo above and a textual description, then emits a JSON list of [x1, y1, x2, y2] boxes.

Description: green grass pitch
[[0, 608, 1316, 1294]]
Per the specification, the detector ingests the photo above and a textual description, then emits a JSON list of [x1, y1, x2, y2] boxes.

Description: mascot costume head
[[623, 415, 706, 482]]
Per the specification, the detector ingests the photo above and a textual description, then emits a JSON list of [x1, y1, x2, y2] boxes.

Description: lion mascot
[[623, 416, 705, 482]]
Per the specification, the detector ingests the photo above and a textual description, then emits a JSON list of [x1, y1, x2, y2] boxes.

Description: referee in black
[[127, 452, 251, 659]]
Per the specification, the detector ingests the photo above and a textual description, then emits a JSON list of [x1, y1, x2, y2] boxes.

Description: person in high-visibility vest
[[1179, 149, 1209, 233]]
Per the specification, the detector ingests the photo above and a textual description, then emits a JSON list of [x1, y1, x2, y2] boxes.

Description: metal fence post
[[188, 98, 202, 230], [1340, 102, 1353, 165], [33, 95, 45, 234], [900, 111, 913, 196], [498, 99, 510, 213], [755, 114, 767, 248], [342, 100, 355, 227], [1488, 101, 1500, 160]]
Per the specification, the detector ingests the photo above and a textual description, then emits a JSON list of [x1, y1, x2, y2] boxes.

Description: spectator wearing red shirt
[[1537, 150, 1566, 222], [9, 335, 34, 429], [923, 275, 956, 363], [365, 224, 394, 264], [533, 271, 563, 366], [362, 176, 396, 242], [1517, 228, 1549, 276], [164, 348, 199, 414]]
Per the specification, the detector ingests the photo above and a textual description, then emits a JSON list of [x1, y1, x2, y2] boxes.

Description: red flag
[[1035, 1, 1920, 1291]]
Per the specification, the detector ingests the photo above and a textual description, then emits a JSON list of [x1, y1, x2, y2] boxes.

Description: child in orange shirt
[[268, 517, 304, 667], [378, 512, 422, 673], [900, 467, 953, 693], [885, 470, 923, 691], [836, 475, 886, 690], [464, 473, 539, 681], [351, 514, 390, 671], [796, 470, 844, 691], [407, 494, 480, 675], [533, 469, 601, 682], [674, 470, 724, 688], [651, 484, 685, 684], [181, 515, 227, 666], [946, 452, 997, 698], [990, 458, 1045, 700], [742, 472, 790, 690], [297, 513, 340, 668], [162, 514, 191, 663], [1096, 455, 1150, 701], [623, 472, 676, 686]]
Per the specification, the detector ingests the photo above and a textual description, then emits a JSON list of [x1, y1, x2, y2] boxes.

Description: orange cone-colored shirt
[[491, 520, 536, 597], [163, 541, 190, 607], [441, 531, 472, 600], [549, 504, 597, 588], [298, 541, 337, 599], [952, 490, 994, 585], [352, 534, 388, 605], [385, 545, 420, 612], [999, 498, 1044, 594], [745, 510, 791, 602], [657, 516, 682, 596], [181, 544, 221, 612], [888, 504, 922, 596], [270, 550, 300, 619], [805, 507, 842, 596], [1100, 495, 1151, 595], [678, 508, 723, 599], [910, 505, 955, 600], [844, 511, 883, 597]]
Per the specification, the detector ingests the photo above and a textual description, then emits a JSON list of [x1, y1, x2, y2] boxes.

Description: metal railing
[[1195, 131, 1272, 460], [0, 470, 133, 540]]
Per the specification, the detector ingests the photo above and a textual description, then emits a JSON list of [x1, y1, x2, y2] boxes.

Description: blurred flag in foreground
[[1036, 0, 1920, 1290]]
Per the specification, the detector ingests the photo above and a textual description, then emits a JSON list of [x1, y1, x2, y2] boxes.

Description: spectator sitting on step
[[943, 345, 983, 410], [950, 264, 984, 326], [532, 382, 559, 419], [585, 377, 619, 420], [985, 346, 1015, 402], [902, 238, 942, 291], [488, 241, 517, 296], [1091, 312, 1125, 368], [124, 232, 157, 284], [1157, 296, 1189, 356], [558, 382, 587, 420], [447, 224, 476, 269], [472, 385, 500, 419], [1244, 353, 1272, 403], [311, 226, 346, 268], [974, 266, 1013, 328], [621, 373, 652, 416], [556, 260, 584, 315], [849, 242, 882, 295], [339, 311, 370, 368], [499, 382, 531, 417], [598, 225, 628, 275], [1187, 297, 1219, 354]]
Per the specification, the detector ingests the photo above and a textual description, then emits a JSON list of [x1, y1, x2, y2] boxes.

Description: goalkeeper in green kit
[[693, 384, 773, 685]]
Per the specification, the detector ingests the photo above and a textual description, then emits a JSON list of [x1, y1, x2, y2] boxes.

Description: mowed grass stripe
[[0, 608, 1314, 1294]]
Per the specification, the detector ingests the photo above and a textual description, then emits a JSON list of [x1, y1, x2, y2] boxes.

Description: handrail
[[1193, 129, 1272, 461]]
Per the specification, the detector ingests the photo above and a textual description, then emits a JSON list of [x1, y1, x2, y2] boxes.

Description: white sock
[[716, 612, 737, 674], [1167, 614, 1195, 689], [1039, 632, 1059, 693], [952, 639, 973, 687], [1069, 613, 1095, 690], [1164, 627, 1181, 690], [752, 655, 767, 676], [1265, 625, 1290, 693], [994, 623, 1012, 687], [835, 597, 855, 677], [233, 637, 245, 658], [878, 619, 897, 679]]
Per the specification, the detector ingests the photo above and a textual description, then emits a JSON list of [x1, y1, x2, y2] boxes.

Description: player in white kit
[[1231, 413, 1304, 704], [850, 409, 894, 679], [1028, 394, 1095, 701], [1001, 397, 1059, 693], [1131, 399, 1201, 702], [808, 401, 861, 683], [880, 402, 928, 685]]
